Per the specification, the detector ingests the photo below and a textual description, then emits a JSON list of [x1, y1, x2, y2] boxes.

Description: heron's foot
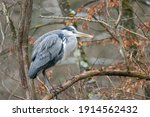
[[45, 80, 54, 93], [49, 88, 59, 99], [46, 85, 52, 93]]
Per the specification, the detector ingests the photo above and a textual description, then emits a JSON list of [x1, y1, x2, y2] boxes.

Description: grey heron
[[28, 26, 93, 89]]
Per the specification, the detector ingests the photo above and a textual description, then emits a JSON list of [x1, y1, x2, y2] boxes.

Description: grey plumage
[[28, 34, 64, 78], [28, 26, 93, 79]]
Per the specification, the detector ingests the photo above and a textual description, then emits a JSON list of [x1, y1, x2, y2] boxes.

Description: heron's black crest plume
[[61, 26, 77, 32]]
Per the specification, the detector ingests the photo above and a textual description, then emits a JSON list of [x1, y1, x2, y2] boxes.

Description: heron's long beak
[[76, 31, 94, 38]]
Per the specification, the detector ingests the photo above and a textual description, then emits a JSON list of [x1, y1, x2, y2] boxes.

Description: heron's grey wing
[[28, 34, 64, 79], [31, 30, 62, 61]]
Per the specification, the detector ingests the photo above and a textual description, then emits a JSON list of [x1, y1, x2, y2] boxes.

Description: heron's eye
[[72, 30, 76, 33]]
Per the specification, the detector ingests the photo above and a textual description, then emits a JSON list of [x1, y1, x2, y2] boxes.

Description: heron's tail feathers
[[28, 62, 38, 79]]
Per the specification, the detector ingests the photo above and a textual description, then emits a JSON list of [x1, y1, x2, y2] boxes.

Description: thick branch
[[17, 0, 33, 99], [43, 68, 149, 100]]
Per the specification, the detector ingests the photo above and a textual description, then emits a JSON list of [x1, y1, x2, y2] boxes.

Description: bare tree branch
[[40, 15, 149, 40], [0, 69, 20, 83], [115, 0, 122, 27], [16, 0, 33, 99], [0, 21, 5, 52], [1, 2, 17, 40], [43, 68, 149, 100], [1, 80, 25, 100]]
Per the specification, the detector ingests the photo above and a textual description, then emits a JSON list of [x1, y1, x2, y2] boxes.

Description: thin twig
[[115, 0, 122, 27], [0, 69, 20, 83], [118, 88, 150, 99], [1, 2, 17, 40], [1, 80, 25, 100], [119, 25, 149, 39], [106, 76, 116, 88], [40, 15, 149, 40], [8, 83, 20, 99], [39, 15, 111, 27], [0, 21, 5, 52]]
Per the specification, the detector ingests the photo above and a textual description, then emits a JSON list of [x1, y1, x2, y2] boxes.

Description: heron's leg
[[42, 70, 52, 92]]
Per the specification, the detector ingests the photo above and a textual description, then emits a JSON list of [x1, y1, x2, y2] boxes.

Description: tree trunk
[[17, 0, 33, 99]]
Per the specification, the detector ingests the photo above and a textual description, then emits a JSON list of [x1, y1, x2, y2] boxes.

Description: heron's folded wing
[[28, 34, 63, 78], [31, 30, 61, 61]]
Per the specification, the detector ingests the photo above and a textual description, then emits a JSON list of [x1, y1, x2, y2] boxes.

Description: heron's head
[[62, 26, 94, 38]]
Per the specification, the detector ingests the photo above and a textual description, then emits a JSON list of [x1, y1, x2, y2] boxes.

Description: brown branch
[[92, 16, 119, 43], [115, 0, 122, 27], [0, 21, 5, 52], [16, 0, 33, 99], [43, 68, 149, 100], [40, 15, 149, 40], [1, 2, 17, 40], [22, 0, 37, 100]]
